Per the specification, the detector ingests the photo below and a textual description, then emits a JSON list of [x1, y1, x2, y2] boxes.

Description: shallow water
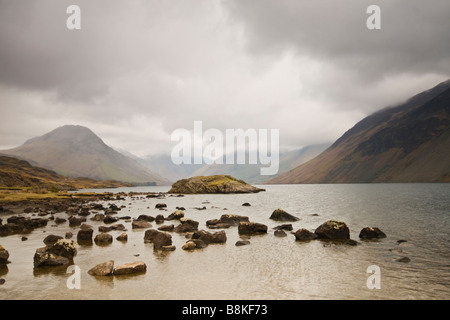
[[0, 184, 449, 300]]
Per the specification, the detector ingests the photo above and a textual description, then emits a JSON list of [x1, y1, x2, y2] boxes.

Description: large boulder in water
[[143, 229, 172, 250], [33, 239, 77, 268], [359, 227, 386, 239], [269, 209, 299, 222], [238, 222, 268, 235], [314, 220, 350, 240], [168, 175, 265, 194]]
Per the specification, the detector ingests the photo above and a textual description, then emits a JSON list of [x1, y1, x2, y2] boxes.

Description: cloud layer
[[1, 0, 449, 156]]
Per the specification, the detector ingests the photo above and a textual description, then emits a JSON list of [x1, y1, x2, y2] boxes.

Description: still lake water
[[0, 184, 449, 300]]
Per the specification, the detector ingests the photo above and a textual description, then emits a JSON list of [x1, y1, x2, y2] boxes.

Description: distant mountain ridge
[[268, 79, 450, 184], [189, 143, 330, 184], [1, 125, 171, 185]]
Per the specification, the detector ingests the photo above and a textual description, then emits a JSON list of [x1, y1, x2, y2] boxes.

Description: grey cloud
[[1, 0, 449, 156], [224, 0, 450, 81]]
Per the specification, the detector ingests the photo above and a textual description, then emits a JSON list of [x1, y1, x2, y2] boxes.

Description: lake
[[0, 184, 449, 300]]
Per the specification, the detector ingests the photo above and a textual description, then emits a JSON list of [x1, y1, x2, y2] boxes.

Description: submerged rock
[[235, 240, 251, 246], [274, 230, 287, 237], [314, 220, 350, 240], [274, 224, 293, 231], [396, 257, 411, 263], [269, 209, 300, 222], [168, 175, 265, 194]]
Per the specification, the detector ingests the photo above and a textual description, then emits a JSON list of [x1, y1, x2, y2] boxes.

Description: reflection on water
[[1, 184, 449, 299]]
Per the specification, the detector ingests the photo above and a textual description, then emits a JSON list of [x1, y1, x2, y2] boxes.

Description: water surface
[[1, 184, 449, 300]]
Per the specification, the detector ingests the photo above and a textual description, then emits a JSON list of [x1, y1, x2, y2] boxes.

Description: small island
[[168, 175, 265, 194]]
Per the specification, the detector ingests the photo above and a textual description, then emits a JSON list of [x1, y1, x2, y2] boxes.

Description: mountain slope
[[0, 155, 129, 190], [1, 125, 170, 185], [268, 79, 450, 184]]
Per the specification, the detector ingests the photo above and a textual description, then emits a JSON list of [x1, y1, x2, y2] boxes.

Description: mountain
[[0, 155, 129, 190], [268, 79, 450, 184], [190, 143, 330, 184], [1, 125, 171, 185]]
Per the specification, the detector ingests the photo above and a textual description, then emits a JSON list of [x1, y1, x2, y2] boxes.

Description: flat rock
[[132, 220, 152, 229], [113, 261, 147, 276], [235, 240, 251, 246], [158, 224, 174, 232], [274, 224, 293, 231]]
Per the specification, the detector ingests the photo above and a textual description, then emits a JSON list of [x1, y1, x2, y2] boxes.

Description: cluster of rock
[[34, 239, 77, 268], [292, 220, 387, 246], [0, 216, 48, 237], [182, 230, 227, 250], [0, 188, 399, 286]]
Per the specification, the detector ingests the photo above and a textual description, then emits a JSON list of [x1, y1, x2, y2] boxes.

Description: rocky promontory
[[168, 175, 265, 194]]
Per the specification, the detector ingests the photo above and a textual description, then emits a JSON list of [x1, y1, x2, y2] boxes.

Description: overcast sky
[[1, 0, 449, 157]]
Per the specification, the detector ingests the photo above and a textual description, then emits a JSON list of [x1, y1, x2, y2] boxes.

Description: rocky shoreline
[[0, 192, 409, 285]]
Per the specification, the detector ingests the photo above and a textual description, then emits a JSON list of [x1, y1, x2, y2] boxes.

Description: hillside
[[1, 125, 170, 185], [268, 79, 450, 183], [0, 155, 129, 190]]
